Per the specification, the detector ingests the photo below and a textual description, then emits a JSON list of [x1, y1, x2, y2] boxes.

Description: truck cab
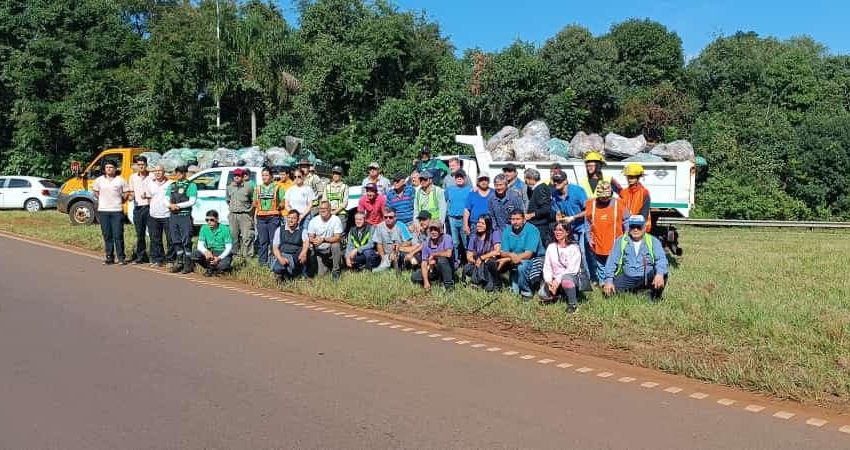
[[58, 148, 146, 225]]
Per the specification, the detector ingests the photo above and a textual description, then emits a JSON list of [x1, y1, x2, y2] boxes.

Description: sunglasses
[[384, 215, 396, 219], [428, 227, 440, 231], [294, 175, 303, 179], [629, 224, 643, 229]]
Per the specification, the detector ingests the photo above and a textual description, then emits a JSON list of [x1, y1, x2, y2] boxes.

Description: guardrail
[[657, 218, 850, 229]]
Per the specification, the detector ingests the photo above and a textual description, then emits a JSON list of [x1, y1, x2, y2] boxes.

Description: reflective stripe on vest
[[255, 184, 281, 217], [615, 234, 655, 276], [580, 175, 612, 199], [591, 199, 619, 234], [349, 228, 371, 248]]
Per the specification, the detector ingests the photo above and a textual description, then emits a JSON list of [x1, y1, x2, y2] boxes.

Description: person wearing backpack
[[602, 215, 668, 301]]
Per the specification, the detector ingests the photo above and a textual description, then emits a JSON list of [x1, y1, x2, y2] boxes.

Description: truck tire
[[69, 200, 96, 225]]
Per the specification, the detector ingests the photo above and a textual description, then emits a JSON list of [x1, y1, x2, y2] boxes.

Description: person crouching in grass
[[192, 210, 233, 276], [411, 220, 456, 291]]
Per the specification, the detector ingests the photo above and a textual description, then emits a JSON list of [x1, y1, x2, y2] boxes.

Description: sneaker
[[372, 257, 392, 273], [103, 259, 114, 265], [117, 260, 127, 266]]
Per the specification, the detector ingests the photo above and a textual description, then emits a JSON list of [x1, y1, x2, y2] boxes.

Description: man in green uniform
[[192, 210, 234, 276], [324, 165, 349, 226], [226, 168, 255, 261], [166, 165, 198, 273]]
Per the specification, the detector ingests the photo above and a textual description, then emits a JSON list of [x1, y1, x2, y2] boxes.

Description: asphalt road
[[0, 236, 845, 449]]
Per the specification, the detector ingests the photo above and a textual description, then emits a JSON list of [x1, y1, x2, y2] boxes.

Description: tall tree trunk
[[251, 109, 257, 145]]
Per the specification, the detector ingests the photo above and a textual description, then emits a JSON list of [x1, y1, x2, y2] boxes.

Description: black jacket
[[526, 183, 552, 227]]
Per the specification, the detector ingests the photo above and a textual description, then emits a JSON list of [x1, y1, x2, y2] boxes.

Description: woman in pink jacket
[[539, 222, 582, 313]]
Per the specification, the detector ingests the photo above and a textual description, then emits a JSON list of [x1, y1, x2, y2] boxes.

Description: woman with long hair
[[464, 215, 502, 292], [540, 222, 582, 313]]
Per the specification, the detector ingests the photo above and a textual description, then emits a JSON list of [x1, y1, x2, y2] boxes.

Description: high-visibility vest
[[255, 184, 281, 217], [615, 234, 656, 276], [416, 188, 440, 220], [580, 175, 613, 199], [348, 227, 372, 249]]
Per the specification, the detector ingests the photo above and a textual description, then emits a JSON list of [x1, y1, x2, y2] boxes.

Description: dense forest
[[2, 0, 850, 219]]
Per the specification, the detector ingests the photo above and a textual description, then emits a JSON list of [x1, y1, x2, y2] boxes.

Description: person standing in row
[[487, 174, 524, 231], [128, 155, 150, 264], [285, 169, 316, 225], [386, 173, 415, 226], [166, 165, 197, 274], [502, 163, 528, 210], [254, 167, 285, 266], [580, 151, 621, 199], [445, 170, 472, 257], [620, 163, 652, 232], [463, 174, 493, 236], [324, 166, 350, 224], [226, 168, 255, 262], [93, 159, 130, 265], [523, 168, 552, 245], [144, 165, 172, 267], [358, 183, 386, 226], [413, 170, 446, 223], [362, 162, 391, 196], [300, 159, 323, 209]]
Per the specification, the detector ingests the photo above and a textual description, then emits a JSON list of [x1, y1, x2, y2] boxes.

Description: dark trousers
[[411, 256, 455, 290], [98, 211, 125, 262], [463, 260, 502, 291], [133, 205, 150, 262], [192, 250, 233, 272], [256, 215, 280, 265], [533, 222, 552, 246], [169, 214, 193, 257], [350, 248, 380, 271], [147, 216, 171, 264], [611, 271, 667, 301], [310, 243, 342, 277]]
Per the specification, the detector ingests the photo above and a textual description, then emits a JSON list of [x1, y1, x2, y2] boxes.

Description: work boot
[[180, 255, 194, 274]]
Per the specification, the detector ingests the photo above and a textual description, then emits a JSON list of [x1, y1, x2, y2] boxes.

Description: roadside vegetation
[[2, 210, 848, 409]]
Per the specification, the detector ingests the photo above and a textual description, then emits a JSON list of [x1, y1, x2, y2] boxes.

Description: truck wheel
[[24, 198, 43, 212], [69, 201, 95, 225]]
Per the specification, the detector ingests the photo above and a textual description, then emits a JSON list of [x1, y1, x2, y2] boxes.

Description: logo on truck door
[[654, 169, 668, 179]]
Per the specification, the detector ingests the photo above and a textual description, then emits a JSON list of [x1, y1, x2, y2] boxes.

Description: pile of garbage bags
[[137, 135, 326, 174], [485, 120, 696, 163]]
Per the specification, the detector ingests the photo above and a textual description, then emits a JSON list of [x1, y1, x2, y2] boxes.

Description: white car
[[0, 176, 59, 212]]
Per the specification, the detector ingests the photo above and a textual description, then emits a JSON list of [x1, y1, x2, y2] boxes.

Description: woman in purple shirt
[[463, 215, 503, 292], [411, 220, 455, 291]]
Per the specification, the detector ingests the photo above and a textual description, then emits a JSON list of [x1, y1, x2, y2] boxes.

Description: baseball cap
[[477, 174, 490, 181], [551, 172, 567, 183], [503, 163, 517, 172], [453, 170, 467, 179], [232, 168, 247, 177], [419, 170, 433, 180], [364, 183, 378, 191], [368, 162, 380, 170], [298, 159, 311, 166], [332, 166, 343, 174], [628, 215, 647, 227], [417, 211, 432, 221], [392, 172, 406, 182], [420, 145, 431, 155]]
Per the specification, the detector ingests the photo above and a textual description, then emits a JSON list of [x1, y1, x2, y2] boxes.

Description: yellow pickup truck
[[57, 148, 147, 225]]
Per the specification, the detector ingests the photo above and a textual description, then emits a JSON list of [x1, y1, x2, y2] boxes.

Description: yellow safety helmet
[[584, 150, 605, 163], [623, 163, 644, 177]]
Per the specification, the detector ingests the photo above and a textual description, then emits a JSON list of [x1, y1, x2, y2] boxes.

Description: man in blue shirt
[[445, 170, 472, 252], [602, 215, 669, 301], [386, 172, 415, 226], [497, 210, 545, 298], [488, 174, 525, 231], [463, 174, 494, 235]]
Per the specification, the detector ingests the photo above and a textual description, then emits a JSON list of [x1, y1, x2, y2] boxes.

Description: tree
[[606, 19, 684, 88]]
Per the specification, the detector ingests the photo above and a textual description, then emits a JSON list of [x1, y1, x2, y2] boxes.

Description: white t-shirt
[[631, 240, 642, 255], [306, 215, 343, 251], [128, 172, 150, 206], [145, 177, 172, 219], [93, 176, 128, 212], [286, 185, 315, 217]]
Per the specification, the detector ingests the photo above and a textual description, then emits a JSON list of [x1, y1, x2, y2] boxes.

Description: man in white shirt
[[127, 155, 151, 264], [306, 201, 344, 281], [284, 168, 316, 225], [144, 164, 172, 267], [92, 159, 130, 265]]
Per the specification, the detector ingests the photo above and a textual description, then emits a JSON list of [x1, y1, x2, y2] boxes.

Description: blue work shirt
[[445, 184, 472, 217], [465, 189, 494, 225], [501, 222, 545, 257], [386, 185, 415, 225], [551, 184, 588, 233], [602, 234, 669, 283], [488, 190, 525, 231]]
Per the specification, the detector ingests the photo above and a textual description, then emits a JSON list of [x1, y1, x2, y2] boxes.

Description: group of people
[[91, 147, 670, 313]]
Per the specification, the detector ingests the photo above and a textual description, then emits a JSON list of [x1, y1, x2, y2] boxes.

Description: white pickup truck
[[453, 127, 696, 219]]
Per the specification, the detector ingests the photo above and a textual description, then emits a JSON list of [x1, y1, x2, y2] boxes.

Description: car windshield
[[40, 180, 58, 188]]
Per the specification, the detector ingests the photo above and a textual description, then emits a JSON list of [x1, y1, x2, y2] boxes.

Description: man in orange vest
[[255, 167, 285, 266], [574, 181, 629, 283], [620, 163, 652, 232]]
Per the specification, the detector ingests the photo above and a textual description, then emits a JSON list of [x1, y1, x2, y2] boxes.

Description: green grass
[[2, 210, 849, 409]]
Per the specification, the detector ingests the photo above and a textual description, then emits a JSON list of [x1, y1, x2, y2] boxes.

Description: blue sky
[[278, 0, 850, 58]]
